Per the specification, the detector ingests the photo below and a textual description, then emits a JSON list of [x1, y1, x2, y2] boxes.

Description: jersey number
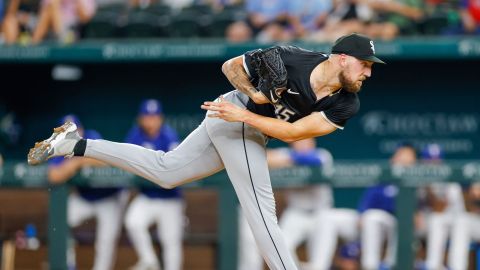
[[274, 104, 295, 121]]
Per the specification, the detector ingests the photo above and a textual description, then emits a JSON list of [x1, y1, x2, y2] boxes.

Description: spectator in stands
[[0, 0, 5, 39], [226, 21, 252, 43], [238, 138, 334, 270], [32, 0, 97, 44], [2, 0, 40, 44], [48, 114, 127, 270], [448, 182, 480, 270], [416, 144, 465, 270], [459, 0, 480, 34], [0, 0, 4, 20], [357, 0, 424, 39], [124, 99, 185, 270], [129, 0, 194, 10], [285, 0, 333, 40], [305, 143, 416, 270], [209, 0, 243, 12], [160, 0, 194, 11], [443, 0, 480, 35], [226, 0, 290, 43], [308, 0, 423, 42]]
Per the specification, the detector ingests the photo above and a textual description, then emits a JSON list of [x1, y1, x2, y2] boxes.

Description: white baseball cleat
[[27, 121, 82, 165]]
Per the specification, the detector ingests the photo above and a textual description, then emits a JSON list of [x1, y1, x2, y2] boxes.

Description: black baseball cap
[[331, 33, 386, 64]]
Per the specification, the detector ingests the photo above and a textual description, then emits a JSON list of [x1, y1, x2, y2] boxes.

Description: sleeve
[[290, 150, 322, 166], [79, 0, 97, 17], [321, 94, 360, 129]]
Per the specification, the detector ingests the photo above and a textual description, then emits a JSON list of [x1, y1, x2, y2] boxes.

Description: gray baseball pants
[[84, 90, 298, 270]]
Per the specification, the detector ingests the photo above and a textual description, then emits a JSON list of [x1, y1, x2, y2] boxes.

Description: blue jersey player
[[310, 145, 415, 270], [124, 99, 184, 270]]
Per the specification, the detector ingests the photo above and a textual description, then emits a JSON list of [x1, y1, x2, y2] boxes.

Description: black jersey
[[243, 45, 360, 129]]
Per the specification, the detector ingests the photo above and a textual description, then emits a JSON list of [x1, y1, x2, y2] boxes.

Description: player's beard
[[339, 71, 363, 93]]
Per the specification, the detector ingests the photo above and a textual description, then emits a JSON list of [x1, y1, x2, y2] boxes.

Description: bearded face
[[338, 57, 371, 93], [339, 70, 363, 93]]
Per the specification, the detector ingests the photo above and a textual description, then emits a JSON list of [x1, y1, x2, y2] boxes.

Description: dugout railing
[[1, 160, 480, 270]]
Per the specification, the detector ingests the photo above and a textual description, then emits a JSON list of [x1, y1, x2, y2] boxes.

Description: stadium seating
[[123, 9, 165, 38], [83, 12, 119, 39], [167, 11, 202, 38]]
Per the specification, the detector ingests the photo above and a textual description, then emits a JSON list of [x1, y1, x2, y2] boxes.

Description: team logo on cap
[[146, 100, 159, 113], [370, 41, 375, 54]]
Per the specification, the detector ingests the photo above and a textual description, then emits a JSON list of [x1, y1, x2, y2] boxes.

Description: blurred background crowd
[[0, 0, 478, 45]]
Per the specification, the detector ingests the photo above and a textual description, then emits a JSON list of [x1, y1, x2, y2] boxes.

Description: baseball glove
[[249, 47, 288, 104]]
